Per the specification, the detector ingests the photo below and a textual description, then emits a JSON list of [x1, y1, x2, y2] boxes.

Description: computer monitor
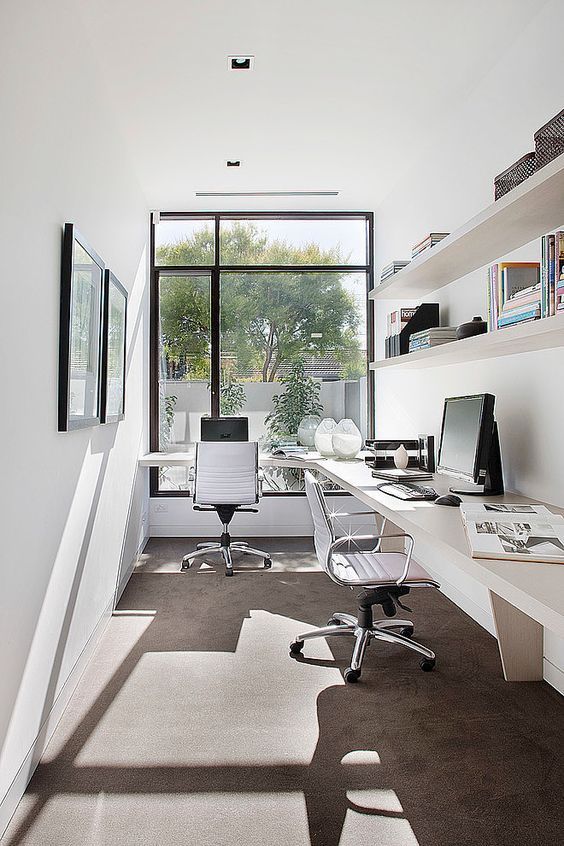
[[200, 417, 249, 442], [437, 394, 504, 495]]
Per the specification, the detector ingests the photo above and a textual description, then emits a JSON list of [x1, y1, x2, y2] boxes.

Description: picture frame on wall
[[58, 224, 105, 431], [100, 270, 127, 423]]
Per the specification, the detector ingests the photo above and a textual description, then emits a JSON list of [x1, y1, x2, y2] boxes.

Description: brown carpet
[[3, 537, 564, 846]]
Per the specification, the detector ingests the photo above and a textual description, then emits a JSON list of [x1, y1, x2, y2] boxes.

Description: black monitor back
[[201, 417, 249, 442]]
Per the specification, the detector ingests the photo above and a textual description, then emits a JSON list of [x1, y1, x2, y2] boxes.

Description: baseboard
[[115, 534, 149, 603], [543, 658, 564, 696], [0, 596, 114, 840], [149, 523, 317, 537]]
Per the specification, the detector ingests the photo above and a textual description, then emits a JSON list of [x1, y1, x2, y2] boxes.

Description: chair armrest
[[326, 532, 414, 587]]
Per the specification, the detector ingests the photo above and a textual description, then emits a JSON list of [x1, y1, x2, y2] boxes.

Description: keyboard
[[376, 481, 438, 501]]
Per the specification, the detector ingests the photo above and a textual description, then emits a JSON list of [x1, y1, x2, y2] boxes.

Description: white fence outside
[[163, 377, 367, 448]]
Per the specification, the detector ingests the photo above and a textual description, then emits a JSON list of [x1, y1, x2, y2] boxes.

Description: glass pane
[[158, 273, 211, 489], [220, 218, 368, 266], [69, 241, 102, 420], [155, 218, 215, 266], [105, 282, 126, 418], [220, 271, 367, 491]]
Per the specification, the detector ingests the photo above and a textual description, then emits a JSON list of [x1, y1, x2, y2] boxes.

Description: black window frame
[[150, 211, 374, 496]]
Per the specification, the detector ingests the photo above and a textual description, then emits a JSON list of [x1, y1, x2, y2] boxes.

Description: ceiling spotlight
[[228, 55, 254, 70], [226, 160, 241, 167]]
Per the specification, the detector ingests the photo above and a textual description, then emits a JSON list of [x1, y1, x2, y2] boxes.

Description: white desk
[[140, 451, 564, 682]]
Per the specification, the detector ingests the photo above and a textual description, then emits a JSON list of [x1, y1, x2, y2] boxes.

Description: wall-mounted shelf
[[370, 312, 564, 370], [370, 153, 564, 300]]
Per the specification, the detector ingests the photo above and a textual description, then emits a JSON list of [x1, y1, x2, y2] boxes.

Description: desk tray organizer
[[494, 151, 536, 200], [534, 108, 564, 170]]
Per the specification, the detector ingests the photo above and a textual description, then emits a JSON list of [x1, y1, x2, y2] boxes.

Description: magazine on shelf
[[460, 503, 564, 563]]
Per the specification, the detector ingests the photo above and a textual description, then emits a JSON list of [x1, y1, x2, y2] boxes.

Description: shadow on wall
[[0, 245, 148, 823]]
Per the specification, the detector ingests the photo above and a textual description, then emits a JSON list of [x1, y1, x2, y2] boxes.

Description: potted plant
[[265, 359, 323, 441]]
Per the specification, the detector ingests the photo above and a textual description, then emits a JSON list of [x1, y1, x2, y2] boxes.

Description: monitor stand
[[449, 422, 504, 496]]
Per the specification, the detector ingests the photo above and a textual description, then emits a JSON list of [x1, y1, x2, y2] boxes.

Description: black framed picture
[[58, 224, 104, 431], [101, 270, 127, 423]]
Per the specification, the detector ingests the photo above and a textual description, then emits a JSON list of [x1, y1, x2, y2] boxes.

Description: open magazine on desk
[[270, 449, 322, 460], [460, 503, 564, 564]]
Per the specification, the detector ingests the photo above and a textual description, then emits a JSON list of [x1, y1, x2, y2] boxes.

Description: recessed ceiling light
[[226, 160, 241, 167], [195, 190, 340, 197], [228, 55, 254, 70]]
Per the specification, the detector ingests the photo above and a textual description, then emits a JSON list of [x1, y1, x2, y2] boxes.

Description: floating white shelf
[[370, 312, 564, 370], [370, 153, 564, 300]]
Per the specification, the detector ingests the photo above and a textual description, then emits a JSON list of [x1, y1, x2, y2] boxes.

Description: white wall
[[0, 1, 149, 834], [373, 0, 564, 693]]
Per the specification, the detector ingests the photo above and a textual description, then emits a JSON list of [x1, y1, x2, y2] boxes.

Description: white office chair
[[181, 441, 272, 577], [290, 471, 440, 682]]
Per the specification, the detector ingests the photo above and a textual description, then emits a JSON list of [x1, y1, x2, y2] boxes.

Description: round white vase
[[332, 419, 362, 460], [393, 444, 409, 469], [297, 415, 321, 447], [314, 418, 337, 456]]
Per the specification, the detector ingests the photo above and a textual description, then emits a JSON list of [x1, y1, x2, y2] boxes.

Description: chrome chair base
[[290, 613, 436, 682], [181, 540, 272, 576]]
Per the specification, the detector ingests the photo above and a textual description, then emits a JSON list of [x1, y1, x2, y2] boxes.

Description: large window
[[150, 213, 374, 494]]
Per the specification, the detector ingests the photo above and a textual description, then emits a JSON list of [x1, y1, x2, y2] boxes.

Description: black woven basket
[[534, 108, 564, 170], [494, 152, 536, 200]]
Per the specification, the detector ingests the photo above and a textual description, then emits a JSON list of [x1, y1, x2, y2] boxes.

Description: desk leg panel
[[489, 591, 543, 682]]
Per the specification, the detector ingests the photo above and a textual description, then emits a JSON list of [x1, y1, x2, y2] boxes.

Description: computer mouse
[[435, 494, 462, 507]]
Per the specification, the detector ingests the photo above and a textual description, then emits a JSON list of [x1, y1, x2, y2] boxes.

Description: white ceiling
[[83, 0, 544, 211]]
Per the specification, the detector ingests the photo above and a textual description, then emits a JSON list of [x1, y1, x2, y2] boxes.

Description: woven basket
[[494, 152, 536, 200], [534, 108, 564, 170]]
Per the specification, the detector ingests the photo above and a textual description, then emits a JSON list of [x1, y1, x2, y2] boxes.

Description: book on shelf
[[380, 260, 410, 282], [460, 503, 564, 564], [384, 303, 439, 358], [408, 327, 457, 352], [487, 261, 540, 330], [555, 231, 564, 311], [411, 232, 449, 259]]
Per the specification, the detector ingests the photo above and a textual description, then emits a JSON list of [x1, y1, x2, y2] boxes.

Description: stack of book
[[541, 231, 564, 316], [408, 327, 457, 352], [372, 467, 433, 482], [411, 232, 449, 259], [380, 260, 410, 282], [385, 307, 418, 357], [384, 303, 440, 358], [487, 262, 540, 330]]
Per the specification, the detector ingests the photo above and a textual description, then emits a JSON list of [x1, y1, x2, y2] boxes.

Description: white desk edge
[[140, 451, 564, 681]]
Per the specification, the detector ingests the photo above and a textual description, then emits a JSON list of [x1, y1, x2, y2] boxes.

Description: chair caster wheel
[[225, 569, 234, 577], [344, 667, 361, 684], [289, 640, 304, 655], [263, 557, 272, 569], [420, 657, 436, 672], [400, 626, 414, 638], [327, 617, 342, 627], [181, 562, 191, 572]]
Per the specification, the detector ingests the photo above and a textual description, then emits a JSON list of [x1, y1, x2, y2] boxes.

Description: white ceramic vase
[[332, 419, 362, 460], [393, 444, 409, 470], [314, 418, 337, 456]]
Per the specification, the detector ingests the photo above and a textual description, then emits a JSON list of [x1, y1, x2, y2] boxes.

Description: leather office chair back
[[194, 441, 259, 506], [305, 470, 335, 572]]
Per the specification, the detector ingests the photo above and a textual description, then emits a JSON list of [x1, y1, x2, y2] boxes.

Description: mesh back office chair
[[290, 471, 439, 682], [180, 441, 272, 577]]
